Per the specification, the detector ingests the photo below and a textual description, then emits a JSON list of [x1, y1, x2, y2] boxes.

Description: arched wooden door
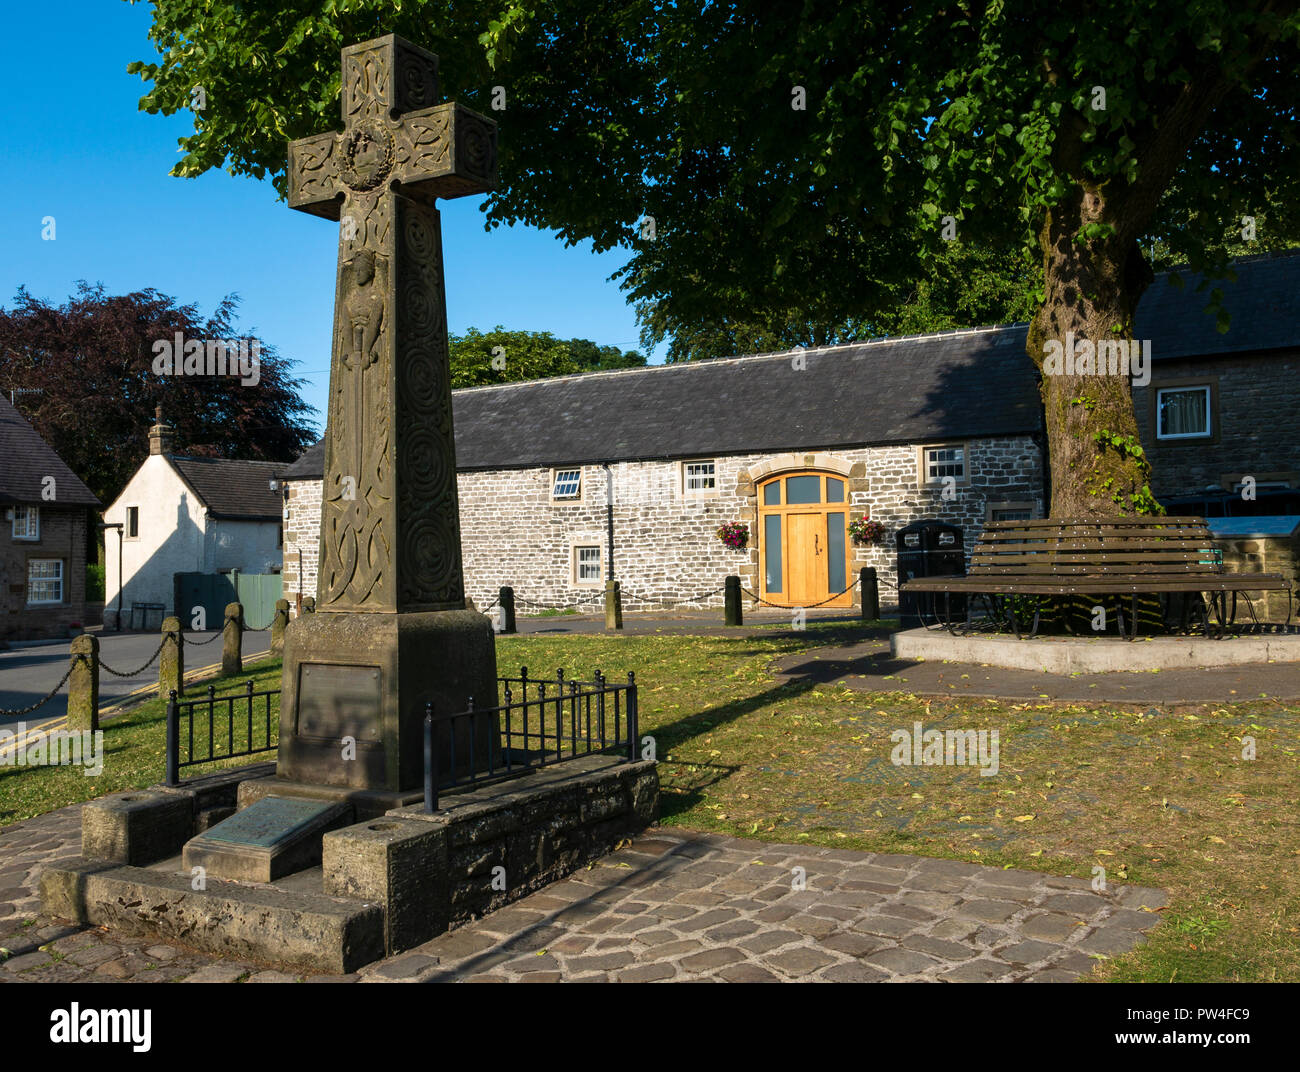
[[757, 471, 853, 609]]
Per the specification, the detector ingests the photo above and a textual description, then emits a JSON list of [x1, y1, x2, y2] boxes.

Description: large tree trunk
[[1026, 184, 1159, 518]]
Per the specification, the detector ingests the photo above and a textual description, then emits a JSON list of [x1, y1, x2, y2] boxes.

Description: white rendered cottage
[[102, 410, 287, 628]]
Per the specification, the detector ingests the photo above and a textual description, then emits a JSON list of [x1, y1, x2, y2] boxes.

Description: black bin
[[897, 520, 966, 627]]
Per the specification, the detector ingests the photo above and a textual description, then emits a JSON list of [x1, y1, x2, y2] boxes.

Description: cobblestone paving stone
[[0, 803, 1168, 983]]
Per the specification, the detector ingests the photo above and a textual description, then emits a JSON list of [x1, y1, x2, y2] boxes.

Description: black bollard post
[[861, 567, 880, 621], [499, 586, 517, 634], [724, 575, 743, 626]]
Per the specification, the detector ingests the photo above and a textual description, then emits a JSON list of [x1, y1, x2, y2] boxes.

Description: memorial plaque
[[296, 663, 383, 742], [182, 796, 354, 882], [202, 797, 341, 848]]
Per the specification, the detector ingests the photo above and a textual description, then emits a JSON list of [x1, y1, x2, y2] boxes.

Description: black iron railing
[[423, 667, 639, 812], [165, 682, 278, 786]]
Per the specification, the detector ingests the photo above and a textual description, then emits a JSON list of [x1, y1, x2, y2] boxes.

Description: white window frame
[[27, 559, 64, 605], [1155, 385, 1212, 440], [682, 460, 718, 498], [125, 505, 140, 540], [11, 505, 39, 541], [550, 468, 583, 503], [572, 544, 603, 587], [918, 443, 968, 486]]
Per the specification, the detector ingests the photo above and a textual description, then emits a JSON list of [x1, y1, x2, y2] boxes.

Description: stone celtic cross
[[288, 34, 497, 613]]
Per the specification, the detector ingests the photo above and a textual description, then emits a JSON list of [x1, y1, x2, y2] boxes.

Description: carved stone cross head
[[287, 34, 497, 222]]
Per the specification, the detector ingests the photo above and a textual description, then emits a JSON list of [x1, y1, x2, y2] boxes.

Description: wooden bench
[[903, 517, 1291, 638]]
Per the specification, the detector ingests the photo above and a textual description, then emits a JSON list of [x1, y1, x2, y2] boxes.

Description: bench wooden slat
[[972, 550, 1219, 564], [970, 563, 1225, 576], [906, 576, 1288, 594], [983, 516, 1209, 528], [972, 540, 1217, 553], [977, 529, 1211, 543]]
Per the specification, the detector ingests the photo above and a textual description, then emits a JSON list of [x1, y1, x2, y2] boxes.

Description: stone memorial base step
[[40, 755, 658, 974]]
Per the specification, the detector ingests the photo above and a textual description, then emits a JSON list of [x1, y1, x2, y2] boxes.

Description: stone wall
[[283, 477, 322, 615], [0, 506, 89, 641], [382, 756, 659, 932], [1134, 350, 1300, 500], [1215, 532, 1300, 622], [286, 436, 1045, 613]]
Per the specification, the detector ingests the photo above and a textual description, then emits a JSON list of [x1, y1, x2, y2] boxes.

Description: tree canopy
[[0, 283, 316, 507], [129, 0, 1300, 514], [448, 327, 644, 388]]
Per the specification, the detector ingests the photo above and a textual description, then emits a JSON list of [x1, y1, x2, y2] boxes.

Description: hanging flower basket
[[716, 522, 749, 550], [848, 516, 886, 546]]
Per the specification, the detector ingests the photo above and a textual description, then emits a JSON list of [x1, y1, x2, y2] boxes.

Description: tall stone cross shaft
[[288, 34, 497, 614]]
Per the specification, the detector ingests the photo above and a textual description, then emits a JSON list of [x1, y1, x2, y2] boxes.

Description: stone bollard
[[724, 575, 743, 626], [270, 598, 290, 656], [860, 567, 880, 621], [222, 602, 244, 677], [499, 586, 517, 634], [605, 579, 623, 630], [159, 617, 184, 699], [302, 596, 316, 614], [67, 634, 99, 732]]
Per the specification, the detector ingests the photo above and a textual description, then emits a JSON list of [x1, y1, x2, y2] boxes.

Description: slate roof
[[288, 326, 1041, 476], [1135, 252, 1300, 361], [168, 456, 287, 521], [0, 396, 100, 507], [284, 251, 1300, 478]]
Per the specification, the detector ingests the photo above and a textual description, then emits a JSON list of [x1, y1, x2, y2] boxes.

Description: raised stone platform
[[40, 754, 658, 973], [891, 627, 1300, 674]]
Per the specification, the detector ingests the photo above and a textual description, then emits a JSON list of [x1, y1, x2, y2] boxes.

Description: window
[[126, 506, 140, 539], [987, 501, 1037, 523], [683, 461, 717, 495], [1156, 386, 1211, 439], [27, 559, 63, 605], [552, 469, 582, 501], [11, 505, 39, 541], [922, 445, 966, 484], [573, 545, 603, 585]]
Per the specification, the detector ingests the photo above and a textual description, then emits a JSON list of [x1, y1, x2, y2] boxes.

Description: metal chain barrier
[[182, 630, 224, 645], [616, 584, 730, 609], [0, 655, 84, 717], [514, 591, 607, 611], [741, 574, 862, 610], [99, 636, 169, 679]]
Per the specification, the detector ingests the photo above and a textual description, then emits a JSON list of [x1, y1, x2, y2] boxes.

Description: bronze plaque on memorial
[[296, 663, 383, 742]]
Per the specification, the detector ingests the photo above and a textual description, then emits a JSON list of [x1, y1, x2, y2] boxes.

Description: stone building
[[0, 397, 101, 641], [102, 410, 287, 628], [283, 325, 1047, 613], [283, 252, 1300, 617], [1130, 252, 1300, 618], [283, 252, 1300, 616]]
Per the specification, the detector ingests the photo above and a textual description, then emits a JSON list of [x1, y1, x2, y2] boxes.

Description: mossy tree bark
[[1026, 73, 1236, 519]]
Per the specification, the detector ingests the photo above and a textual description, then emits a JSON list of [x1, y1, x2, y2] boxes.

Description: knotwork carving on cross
[[287, 34, 497, 613]]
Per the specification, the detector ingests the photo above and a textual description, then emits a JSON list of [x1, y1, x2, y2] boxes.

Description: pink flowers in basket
[[716, 522, 749, 550], [848, 516, 886, 545]]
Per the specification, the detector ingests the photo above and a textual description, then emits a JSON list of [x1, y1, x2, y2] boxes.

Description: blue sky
[[0, 0, 659, 435]]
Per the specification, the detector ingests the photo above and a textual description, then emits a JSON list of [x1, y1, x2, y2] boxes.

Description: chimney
[[149, 405, 174, 455]]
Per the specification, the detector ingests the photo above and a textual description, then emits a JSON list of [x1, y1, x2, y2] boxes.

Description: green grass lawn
[[3, 621, 1296, 982]]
